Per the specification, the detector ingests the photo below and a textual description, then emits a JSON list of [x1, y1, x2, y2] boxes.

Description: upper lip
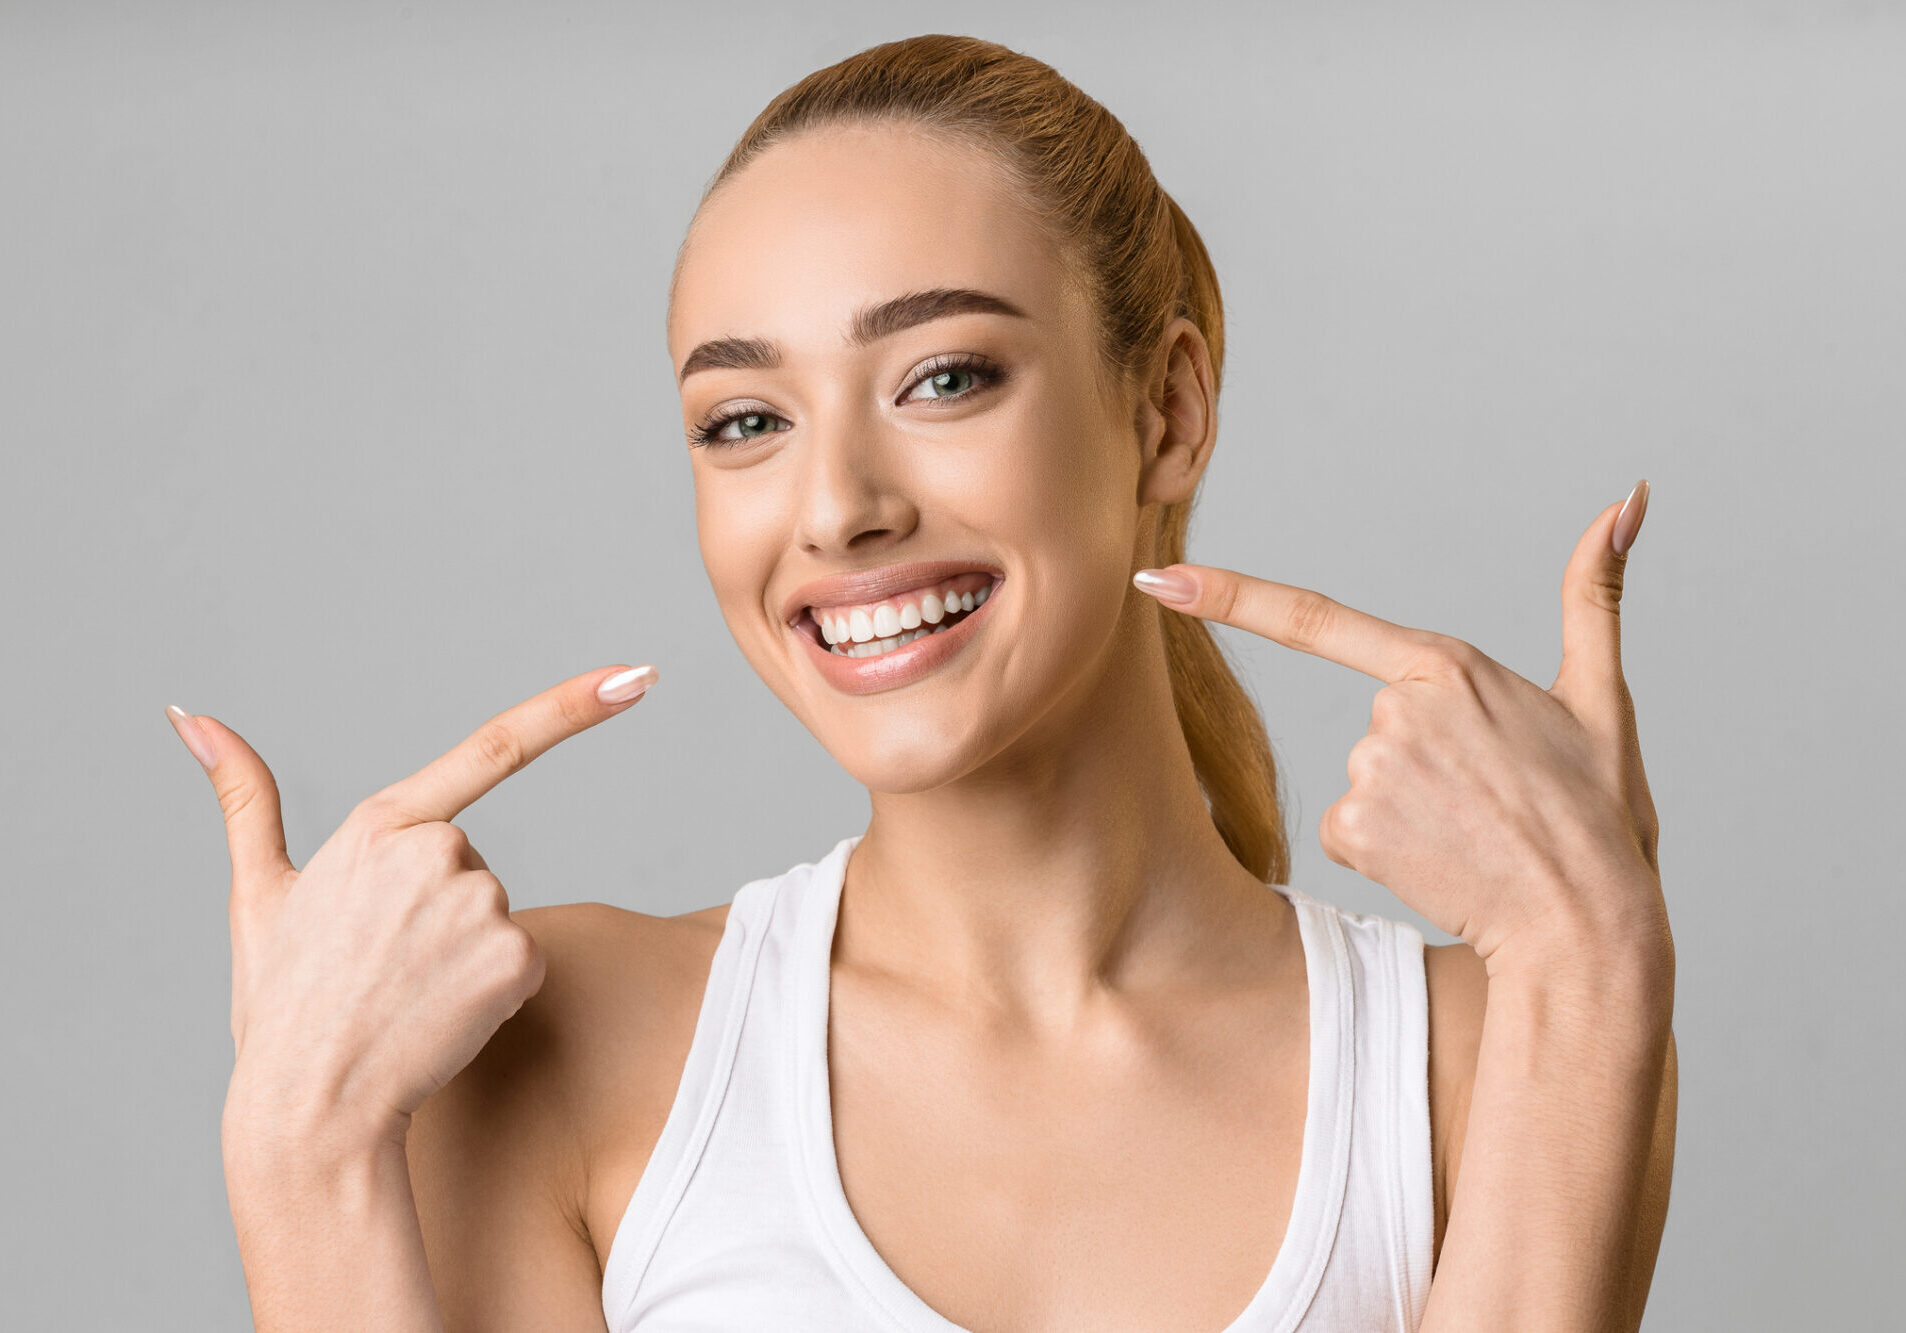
[[781, 559, 1005, 627]]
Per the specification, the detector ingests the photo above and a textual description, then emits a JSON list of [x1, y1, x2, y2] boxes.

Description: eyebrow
[[676, 287, 1028, 384]]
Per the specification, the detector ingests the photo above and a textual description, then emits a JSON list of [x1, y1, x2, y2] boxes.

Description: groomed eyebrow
[[677, 287, 1028, 384]]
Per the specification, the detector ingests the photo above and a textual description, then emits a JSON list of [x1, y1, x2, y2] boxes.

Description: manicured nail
[[1612, 478, 1650, 555], [165, 704, 219, 769], [1133, 567, 1200, 605], [597, 664, 658, 704]]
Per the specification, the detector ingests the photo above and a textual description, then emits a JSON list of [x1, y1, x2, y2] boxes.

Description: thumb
[[165, 706, 295, 890], [1551, 479, 1648, 728]]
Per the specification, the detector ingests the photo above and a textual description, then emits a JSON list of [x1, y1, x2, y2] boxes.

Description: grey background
[[3, 1, 1898, 1327]]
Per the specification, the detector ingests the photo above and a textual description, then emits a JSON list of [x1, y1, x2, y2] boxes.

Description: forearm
[[1420, 934, 1674, 1333], [222, 1079, 444, 1332]]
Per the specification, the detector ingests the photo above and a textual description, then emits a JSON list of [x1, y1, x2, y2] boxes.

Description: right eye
[[689, 408, 792, 449]]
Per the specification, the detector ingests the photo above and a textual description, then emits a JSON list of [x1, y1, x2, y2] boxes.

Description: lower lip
[[797, 583, 1000, 696]]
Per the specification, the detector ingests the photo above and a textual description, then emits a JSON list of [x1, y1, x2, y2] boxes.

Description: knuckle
[[448, 867, 504, 917], [215, 780, 263, 826], [1331, 796, 1372, 851], [1283, 591, 1338, 653], [1369, 685, 1407, 730], [1334, 793, 1379, 854], [471, 720, 529, 778], [1318, 806, 1350, 867], [1345, 733, 1387, 784], [1415, 635, 1479, 679], [419, 820, 470, 862], [475, 870, 511, 917], [349, 791, 399, 831], [1581, 565, 1626, 614], [494, 920, 541, 982], [1203, 575, 1239, 620], [554, 687, 597, 735]]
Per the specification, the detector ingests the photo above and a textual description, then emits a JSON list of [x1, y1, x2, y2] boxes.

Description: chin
[[814, 711, 1002, 796]]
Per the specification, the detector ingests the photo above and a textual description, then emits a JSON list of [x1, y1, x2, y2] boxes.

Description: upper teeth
[[813, 580, 993, 648]]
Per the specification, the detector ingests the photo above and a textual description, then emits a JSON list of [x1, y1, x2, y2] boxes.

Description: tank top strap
[[1279, 887, 1435, 1330]]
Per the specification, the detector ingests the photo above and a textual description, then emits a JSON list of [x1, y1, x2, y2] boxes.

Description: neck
[[840, 598, 1290, 1026]]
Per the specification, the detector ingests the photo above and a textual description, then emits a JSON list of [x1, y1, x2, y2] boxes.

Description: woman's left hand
[[1134, 481, 1666, 978]]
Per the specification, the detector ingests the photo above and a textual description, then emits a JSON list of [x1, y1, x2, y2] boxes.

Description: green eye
[[689, 407, 791, 449], [899, 354, 1002, 408], [925, 369, 973, 397]]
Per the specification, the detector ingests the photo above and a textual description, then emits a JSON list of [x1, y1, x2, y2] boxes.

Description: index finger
[[373, 664, 657, 826], [1134, 564, 1434, 684]]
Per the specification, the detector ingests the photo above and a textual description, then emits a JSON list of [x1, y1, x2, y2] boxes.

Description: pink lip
[[793, 577, 1002, 696]]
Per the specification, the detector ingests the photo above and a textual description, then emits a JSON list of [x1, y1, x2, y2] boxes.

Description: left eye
[[901, 356, 1003, 404], [906, 367, 978, 400]]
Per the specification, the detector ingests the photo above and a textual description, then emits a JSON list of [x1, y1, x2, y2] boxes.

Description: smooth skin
[[196, 122, 1674, 1331]]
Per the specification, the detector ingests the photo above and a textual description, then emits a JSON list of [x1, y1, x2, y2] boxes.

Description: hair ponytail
[[690, 34, 1293, 885]]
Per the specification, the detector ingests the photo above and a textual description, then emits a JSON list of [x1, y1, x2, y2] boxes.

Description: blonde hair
[[684, 34, 1291, 885]]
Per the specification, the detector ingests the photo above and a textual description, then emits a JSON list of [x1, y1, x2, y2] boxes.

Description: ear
[[1134, 316, 1219, 508]]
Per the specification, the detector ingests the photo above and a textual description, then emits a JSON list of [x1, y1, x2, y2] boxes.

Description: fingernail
[[1612, 478, 1650, 555], [1133, 567, 1199, 605], [165, 704, 219, 769], [597, 664, 658, 705]]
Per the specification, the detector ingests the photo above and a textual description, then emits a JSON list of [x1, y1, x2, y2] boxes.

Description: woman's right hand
[[167, 663, 658, 1154]]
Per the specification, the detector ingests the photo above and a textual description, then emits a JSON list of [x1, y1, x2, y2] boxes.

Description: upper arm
[[404, 903, 617, 1333]]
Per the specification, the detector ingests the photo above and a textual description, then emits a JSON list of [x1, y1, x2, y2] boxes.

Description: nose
[[791, 404, 919, 557]]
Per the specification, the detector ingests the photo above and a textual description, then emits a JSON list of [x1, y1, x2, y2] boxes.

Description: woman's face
[[668, 122, 1155, 793]]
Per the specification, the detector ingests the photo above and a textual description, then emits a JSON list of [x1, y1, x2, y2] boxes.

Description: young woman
[[181, 34, 1676, 1332]]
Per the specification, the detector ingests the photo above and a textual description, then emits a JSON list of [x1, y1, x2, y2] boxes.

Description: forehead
[[669, 123, 1085, 363]]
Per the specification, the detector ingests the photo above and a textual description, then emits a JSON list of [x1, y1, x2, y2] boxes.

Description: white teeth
[[808, 578, 998, 655]]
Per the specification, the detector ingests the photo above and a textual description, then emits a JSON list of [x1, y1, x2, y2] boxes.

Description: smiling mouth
[[798, 574, 999, 659]]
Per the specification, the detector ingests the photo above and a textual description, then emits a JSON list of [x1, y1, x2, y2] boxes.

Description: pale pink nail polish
[[165, 704, 219, 769], [597, 664, 658, 704], [1133, 567, 1199, 605], [1612, 479, 1650, 555]]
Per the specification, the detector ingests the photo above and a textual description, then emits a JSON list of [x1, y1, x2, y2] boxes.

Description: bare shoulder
[[1423, 939, 1489, 1274], [406, 897, 731, 1327], [508, 900, 732, 1163]]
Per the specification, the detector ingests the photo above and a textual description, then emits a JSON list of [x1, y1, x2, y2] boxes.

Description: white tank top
[[600, 834, 1434, 1331]]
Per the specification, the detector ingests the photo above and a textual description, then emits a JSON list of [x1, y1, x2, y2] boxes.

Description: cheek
[[949, 393, 1134, 549], [955, 409, 1140, 666], [694, 476, 778, 634]]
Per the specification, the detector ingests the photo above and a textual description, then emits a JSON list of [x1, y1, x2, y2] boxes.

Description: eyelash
[[687, 352, 1006, 450]]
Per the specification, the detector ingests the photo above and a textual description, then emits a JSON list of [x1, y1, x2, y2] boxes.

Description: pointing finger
[[1133, 565, 1438, 684], [372, 664, 658, 828]]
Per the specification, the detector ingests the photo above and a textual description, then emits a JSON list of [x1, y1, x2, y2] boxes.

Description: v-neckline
[[787, 834, 1355, 1332]]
